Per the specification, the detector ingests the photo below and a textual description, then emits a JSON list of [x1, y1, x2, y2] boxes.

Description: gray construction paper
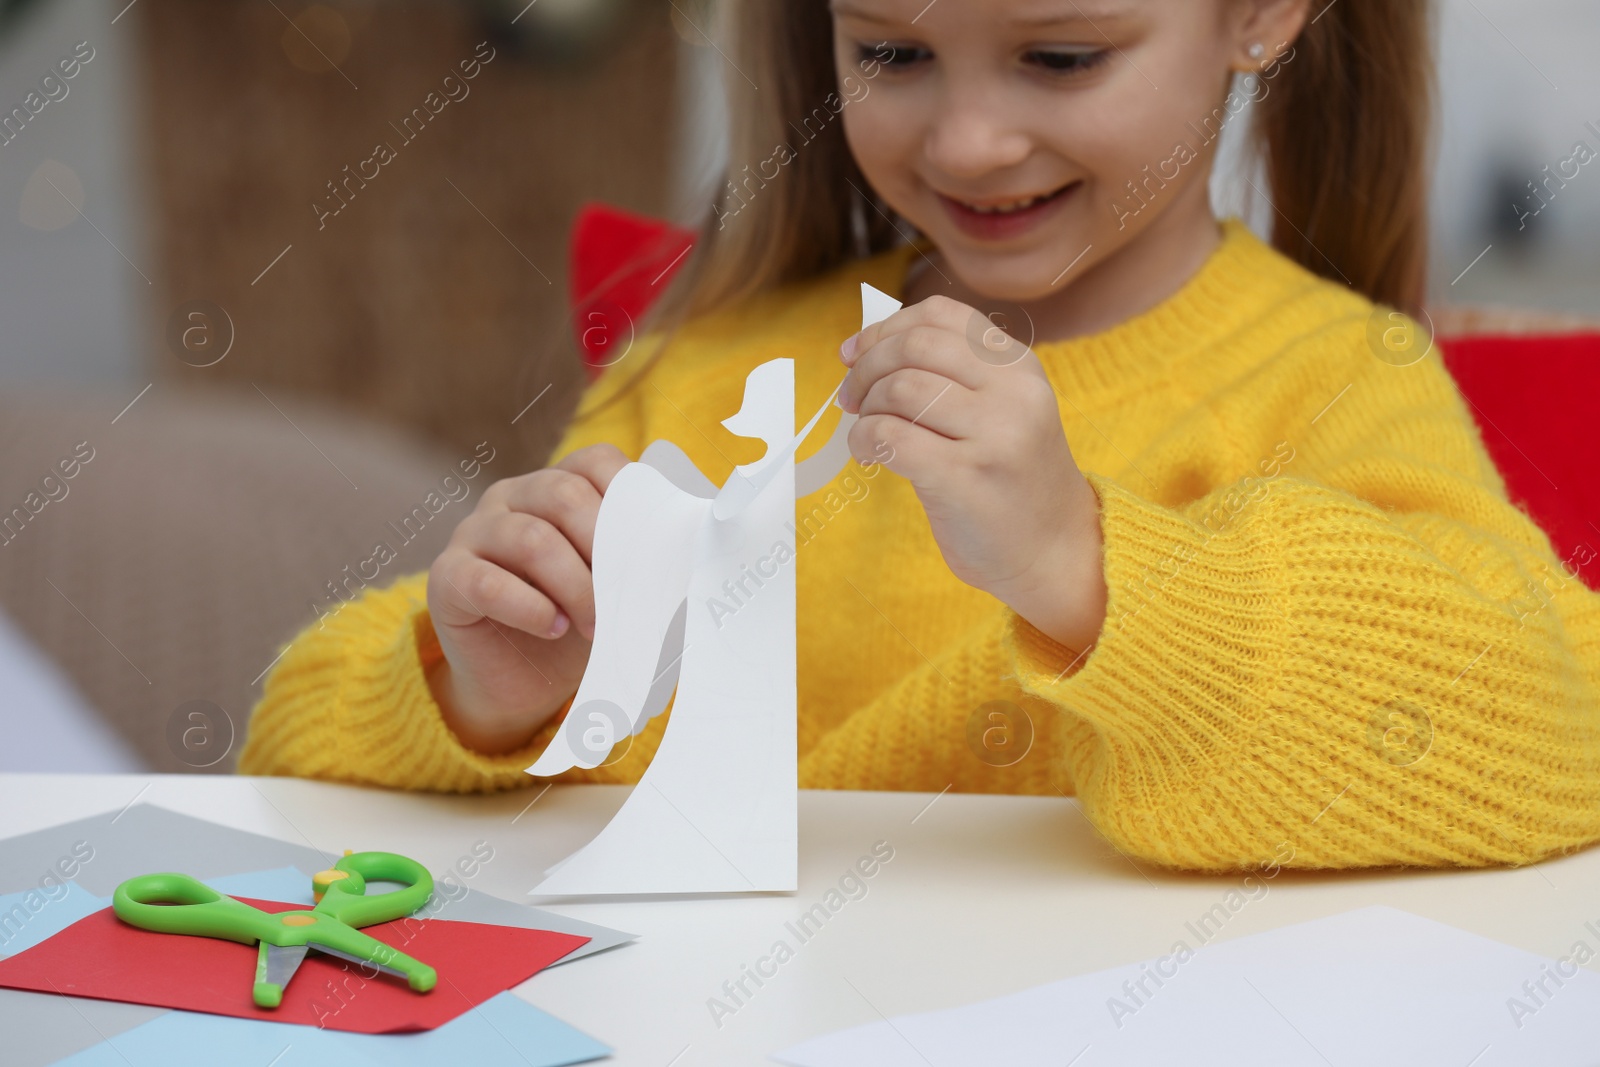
[[0, 803, 635, 959], [0, 804, 636, 1067], [0, 986, 164, 1067]]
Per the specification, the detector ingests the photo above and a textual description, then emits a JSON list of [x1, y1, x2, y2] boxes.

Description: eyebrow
[[829, 2, 1135, 27]]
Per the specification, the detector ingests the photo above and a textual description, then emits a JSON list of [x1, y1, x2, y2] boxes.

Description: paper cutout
[[0, 896, 588, 1034], [773, 905, 1600, 1066], [55, 991, 610, 1067], [526, 285, 902, 897], [0, 805, 636, 963]]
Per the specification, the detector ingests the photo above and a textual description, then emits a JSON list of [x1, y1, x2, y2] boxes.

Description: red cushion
[[568, 203, 696, 379], [1439, 333, 1600, 590], [564, 204, 1599, 590]]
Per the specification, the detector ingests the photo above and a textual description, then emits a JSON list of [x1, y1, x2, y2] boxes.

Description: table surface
[[5, 773, 1599, 1065]]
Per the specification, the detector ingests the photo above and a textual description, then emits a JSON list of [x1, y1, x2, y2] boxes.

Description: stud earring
[[1247, 41, 1266, 60]]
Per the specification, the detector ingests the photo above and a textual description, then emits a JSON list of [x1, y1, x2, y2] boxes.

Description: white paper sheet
[[526, 285, 902, 897], [771, 905, 1600, 1066]]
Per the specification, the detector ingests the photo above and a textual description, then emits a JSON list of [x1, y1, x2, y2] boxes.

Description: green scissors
[[112, 850, 438, 1009]]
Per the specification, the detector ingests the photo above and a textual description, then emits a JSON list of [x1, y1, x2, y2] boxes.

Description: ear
[[1228, 0, 1313, 73]]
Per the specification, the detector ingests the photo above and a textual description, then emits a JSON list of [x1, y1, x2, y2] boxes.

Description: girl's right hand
[[425, 444, 630, 756]]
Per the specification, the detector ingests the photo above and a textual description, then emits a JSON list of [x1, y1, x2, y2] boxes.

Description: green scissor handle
[[113, 851, 437, 1010], [315, 850, 433, 928], [112, 873, 285, 944]]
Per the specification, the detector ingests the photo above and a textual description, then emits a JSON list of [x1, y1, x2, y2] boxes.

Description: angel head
[[720, 358, 792, 463]]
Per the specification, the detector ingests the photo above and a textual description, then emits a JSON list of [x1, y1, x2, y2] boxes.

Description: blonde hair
[[585, 0, 1435, 415]]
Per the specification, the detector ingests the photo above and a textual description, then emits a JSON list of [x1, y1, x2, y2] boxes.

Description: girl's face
[[832, 0, 1289, 305]]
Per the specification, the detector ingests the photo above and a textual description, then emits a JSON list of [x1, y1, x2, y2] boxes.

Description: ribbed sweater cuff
[[336, 584, 553, 792], [1001, 472, 1286, 845], [242, 574, 559, 793], [408, 610, 572, 789]]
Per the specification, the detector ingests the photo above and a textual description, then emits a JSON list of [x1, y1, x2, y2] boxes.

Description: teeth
[[966, 194, 1047, 215]]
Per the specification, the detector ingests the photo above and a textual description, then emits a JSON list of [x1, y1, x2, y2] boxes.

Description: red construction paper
[[567, 201, 696, 379], [0, 897, 588, 1034]]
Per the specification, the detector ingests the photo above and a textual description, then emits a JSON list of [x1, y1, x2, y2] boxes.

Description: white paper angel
[[525, 284, 902, 896]]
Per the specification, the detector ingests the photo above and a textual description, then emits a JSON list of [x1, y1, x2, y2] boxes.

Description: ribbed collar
[[859, 217, 1297, 403]]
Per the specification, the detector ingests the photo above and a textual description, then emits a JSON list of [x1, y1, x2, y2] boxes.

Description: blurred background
[[0, 0, 1594, 774]]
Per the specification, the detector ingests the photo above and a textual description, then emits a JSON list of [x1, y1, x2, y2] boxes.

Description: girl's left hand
[[838, 295, 1107, 653]]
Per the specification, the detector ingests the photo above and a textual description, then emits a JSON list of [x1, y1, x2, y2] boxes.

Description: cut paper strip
[[526, 285, 902, 898], [0, 805, 636, 963], [0, 896, 588, 1034], [55, 990, 610, 1067], [772, 905, 1600, 1066], [737, 284, 900, 506], [0, 881, 107, 957]]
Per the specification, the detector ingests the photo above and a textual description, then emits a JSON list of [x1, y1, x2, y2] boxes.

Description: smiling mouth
[[942, 182, 1079, 215]]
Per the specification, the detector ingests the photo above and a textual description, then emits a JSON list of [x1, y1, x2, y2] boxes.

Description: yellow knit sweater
[[239, 219, 1600, 872]]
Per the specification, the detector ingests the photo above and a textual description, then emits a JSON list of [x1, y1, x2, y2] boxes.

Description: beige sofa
[[0, 382, 553, 773]]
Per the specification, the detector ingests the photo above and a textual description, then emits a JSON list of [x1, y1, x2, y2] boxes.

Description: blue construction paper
[[55, 990, 611, 1067], [0, 882, 107, 957], [203, 866, 316, 906]]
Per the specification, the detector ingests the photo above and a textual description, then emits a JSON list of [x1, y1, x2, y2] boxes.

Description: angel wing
[[641, 440, 719, 499]]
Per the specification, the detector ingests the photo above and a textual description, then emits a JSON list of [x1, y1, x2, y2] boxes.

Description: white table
[[5, 774, 1598, 1065]]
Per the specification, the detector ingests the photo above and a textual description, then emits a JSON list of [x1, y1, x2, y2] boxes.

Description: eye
[[861, 41, 931, 68], [1024, 48, 1110, 75]]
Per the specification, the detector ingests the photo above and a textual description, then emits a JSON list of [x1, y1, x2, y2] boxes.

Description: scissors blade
[[308, 942, 409, 980], [264, 944, 308, 988]]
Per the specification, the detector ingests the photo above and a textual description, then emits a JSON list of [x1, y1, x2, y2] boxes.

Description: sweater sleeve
[[804, 349, 1600, 871], [237, 358, 659, 791], [1013, 353, 1600, 871]]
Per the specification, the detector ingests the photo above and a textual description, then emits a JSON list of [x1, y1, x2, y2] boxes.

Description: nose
[[922, 89, 1032, 182]]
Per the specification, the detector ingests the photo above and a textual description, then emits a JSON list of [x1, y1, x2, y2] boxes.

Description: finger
[[465, 512, 598, 639], [557, 443, 630, 495], [431, 552, 569, 639], [846, 412, 958, 489], [844, 294, 975, 365], [854, 367, 973, 440], [482, 468, 605, 564], [842, 326, 986, 414]]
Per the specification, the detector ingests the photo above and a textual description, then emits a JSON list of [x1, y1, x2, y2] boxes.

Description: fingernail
[[548, 611, 570, 639], [837, 382, 852, 411], [840, 333, 859, 364]]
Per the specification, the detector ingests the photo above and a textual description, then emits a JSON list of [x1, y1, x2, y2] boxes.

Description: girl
[[240, 0, 1600, 872]]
